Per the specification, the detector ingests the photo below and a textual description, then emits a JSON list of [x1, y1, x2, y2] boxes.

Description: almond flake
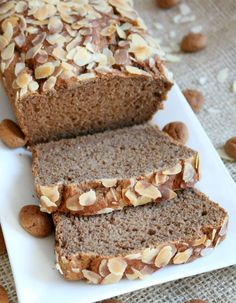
[[73, 47, 92, 66], [102, 273, 123, 284], [43, 76, 57, 91], [26, 43, 42, 60], [82, 270, 101, 284], [15, 1, 27, 13], [125, 66, 151, 77], [0, 35, 9, 51], [155, 245, 176, 268], [35, 62, 55, 79], [107, 258, 127, 276], [142, 248, 159, 264], [1, 42, 15, 60], [16, 72, 32, 88], [15, 33, 26, 47], [101, 24, 116, 37], [116, 25, 126, 39], [135, 181, 161, 199], [40, 185, 60, 203], [101, 179, 117, 188], [0, 1, 15, 15], [163, 163, 182, 175], [14, 62, 25, 76], [217, 68, 229, 83], [28, 80, 39, 92], [77, 73, 96, 81], [173, 248, 193, 264], [109, 0, 132, 11], [79, 190, 96, 206], [3, 22, 13, 42], [52, 47, 66, 60], [34, 4, 57, 21], [48, 17, 63, 34]]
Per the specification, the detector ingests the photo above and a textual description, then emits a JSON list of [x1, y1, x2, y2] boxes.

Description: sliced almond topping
[[109, 0, 132, 10], [0, 1, 15, 15], [79, 190, 96, 206], [142, 248, 159, 264], [82, 270, 101, 284], [101, 25, 116, 37], [154, 173, 169, 185], [162, 163, 182, 175], [43, 76, 57, 91], [0, 35, 8, 51], [52, 47, 66, 60], [155, 245, 176, 268], [200, 247, 214, 257], [192, 234, 207, 246], [116, 25, 126, 39], [125, 66, 152, 77], [99, 259, 108, 277], [14, 62, 25, 76], [39, 185, 60, 203], [96, 208, 114, 214], [101, 273, 123, 284], [15, 1, 27, 13], [183, 162, 196, 182], [73, 46, 92, 67], [26, 43, 42, 60], [16, 72, 32, 88], [125, 253, 142, 260], [211, 229, 217, 242], [66, 194, 84, 212], [77, 73, 96, 81], [28, 81, 39, 92], [107, 258, 127, 276], [48, 17, 63, 34], [1, 42, 15, 60], [40, 196, 57, 213], [173, 248, 193, 264], [219, 216, 228, 237], [126, 268, 142, 280], [136, 196, 152, 206], [101, 179, 117, 188], [135, 181, 161, 199], [3, 21, 14, 42], [125, 189, 138, 205], [35, 62, 55, 79], [204, 239, 212, 248], [34, 4, 57, 21]]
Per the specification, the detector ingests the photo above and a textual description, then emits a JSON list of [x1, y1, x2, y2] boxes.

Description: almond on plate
[[163, 122, 189, 145]]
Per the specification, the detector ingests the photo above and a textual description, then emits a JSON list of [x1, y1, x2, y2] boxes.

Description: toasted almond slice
[[79, 190, 96, 206], [39, 185, 60, 203], [101, 273, 123, 284], [125, 66, 152, 77], [155, 245, 176, 267], [135, 181, 161, 199], [219, 216, 228, 237], [1, 42, 15, 60], [73, 46, 92, 67], [101, 179, 117, 188], [183, 162, 196, 182], [40, 196, 57, 213], [125, 189, 138, 205], [192, 234, 207, 246], [35, 62, 55, 79], [82, 270, 101, 284], [107, 258, 127, 276], [66, 194, 84, 212], [0, 35, 8, 51], [16, 72, 31, 88], [162, 163, 182, 175], [173, 248, 193, 264], [125, 253, 142, 260], [142, 248, 159, 264]]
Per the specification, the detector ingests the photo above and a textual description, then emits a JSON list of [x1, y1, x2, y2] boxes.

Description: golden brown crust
[[35, 154, 200, 215], [54, 214, 228, 283]]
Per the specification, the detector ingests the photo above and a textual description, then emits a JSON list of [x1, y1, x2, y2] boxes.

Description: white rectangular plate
[[0, 83, 236, 303]]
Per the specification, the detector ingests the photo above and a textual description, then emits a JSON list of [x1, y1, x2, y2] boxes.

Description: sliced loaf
[[32, 125, 200, 215], [53, 188, 228, 283]]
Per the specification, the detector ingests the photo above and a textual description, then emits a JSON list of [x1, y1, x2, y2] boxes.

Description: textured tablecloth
[[0, 0, 236, 302]]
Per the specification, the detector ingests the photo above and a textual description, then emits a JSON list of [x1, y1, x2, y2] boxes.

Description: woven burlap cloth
[[1, 0, 236, 302]]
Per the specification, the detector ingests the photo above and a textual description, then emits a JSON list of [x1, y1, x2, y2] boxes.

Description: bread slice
[[0, 0, 172, 145], [32, 125, 200, 215], [53, 188, 228, 284]]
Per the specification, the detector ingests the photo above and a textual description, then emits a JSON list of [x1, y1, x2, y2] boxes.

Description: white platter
[[0, 82, 236, 303]]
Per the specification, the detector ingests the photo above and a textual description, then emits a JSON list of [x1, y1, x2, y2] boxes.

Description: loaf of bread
[[32, 125, 200, 215], [0, 0, 172, 145], [53, 188, 228, 283]]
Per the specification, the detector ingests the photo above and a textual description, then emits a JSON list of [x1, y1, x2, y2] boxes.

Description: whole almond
[[184, 300, 208, 303], [0, 285, 8, 303], [224, 137, 236, 160], [183, 89, 205, 112], [163, 122, 189, 145], [19, 205, 53, 238], [0, 225, 7, 254], [0, 119, 26, 148], [180, 33, 208, 53], [156, 0, 180, 9]]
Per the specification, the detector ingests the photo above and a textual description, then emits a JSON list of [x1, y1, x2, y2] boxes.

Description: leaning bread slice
[[53, 188, 228, 283], [32, 124, 200, 215]]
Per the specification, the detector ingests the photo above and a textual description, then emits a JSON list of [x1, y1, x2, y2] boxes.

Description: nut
[[101, 179, 117, 188], [101, 273, 123, 284], [134, 181, 161, 199], [154, 173, 169, 185], [156, 0, 180, 9], [141, 248, 159, 264], [173, 248, 193, 264], [40, 196, 57, 213], [39, 185, 60, 203], [200, 247, 214, 257], [219, 216, 228, 237], [125, 267, 143, 280], [35, 62, 55, 79], [125, 253, 142, 260], [107, 258, 127, 275], [155, 245, 176, 267], [180, 33, 208, 53], [65, 194, 84, 212], [0, 225, 6, 254], [99, 259, 109, 277], [183, 89, 205, 113], [82, 270, 101, 284], [0, 285, 8, 303], [224, 137, 236, 160], [19, 205, 53, 238], [0, 119, 26, 148], [183, 162, 196, 183], [163, 122, 189, 145], [125, 189, 138, 205], [192, 234, 207, 247], [162, 163, 182, 175], [79, 190, 96, 206]]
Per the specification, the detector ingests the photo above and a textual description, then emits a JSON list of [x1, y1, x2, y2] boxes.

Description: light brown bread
[[53, 188, 228, 284], [0, 0, 172, 145], [32, 125, 200, 216]]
